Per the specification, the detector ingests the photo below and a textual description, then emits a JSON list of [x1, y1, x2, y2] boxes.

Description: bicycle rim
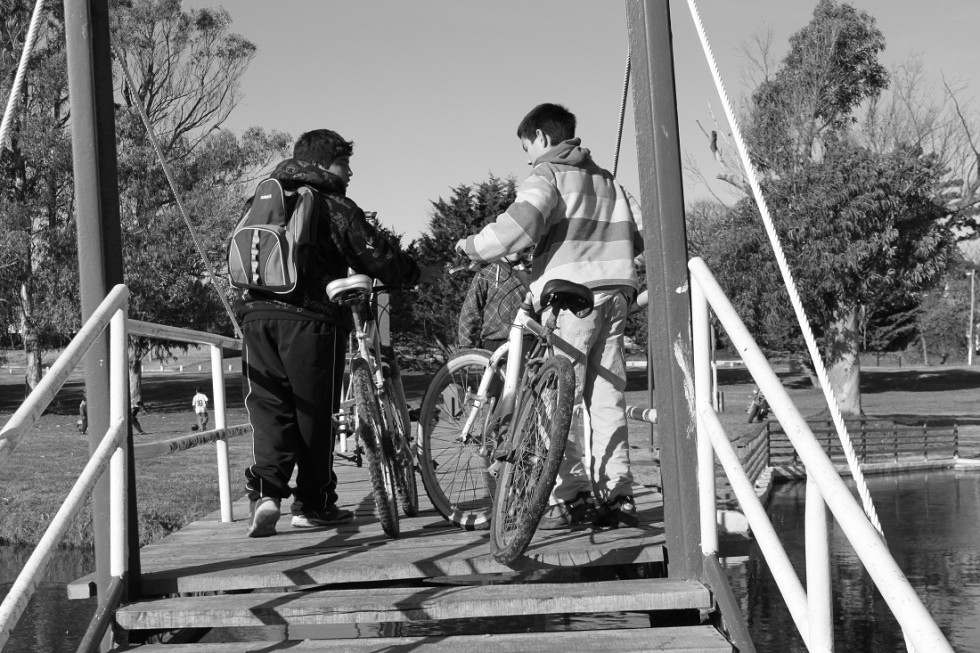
[[351, 363, 399, 537], [381, 377, 419, 517], [417, 349, 498, 530], [491, 356, 575, 564]]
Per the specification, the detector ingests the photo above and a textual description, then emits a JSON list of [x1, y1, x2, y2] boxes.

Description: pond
[[723, 468, 980, 651], [3, 468, 978, 651]]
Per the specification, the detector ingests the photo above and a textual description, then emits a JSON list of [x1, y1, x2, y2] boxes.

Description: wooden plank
[[115, 578, 711, 629], [127, 625, 732, 652], [69, 479, 666, 598]]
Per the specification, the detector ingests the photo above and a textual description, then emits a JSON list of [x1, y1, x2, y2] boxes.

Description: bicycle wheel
[[350, 361, 399, 537], [417, 349, 499, 530], [491, 355, 575, 564], [380, 374, 419, 517]]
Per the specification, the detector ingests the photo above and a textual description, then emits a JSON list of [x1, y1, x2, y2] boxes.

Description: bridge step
[[127, 625, 732, 651], [115, 577, 711, 630]]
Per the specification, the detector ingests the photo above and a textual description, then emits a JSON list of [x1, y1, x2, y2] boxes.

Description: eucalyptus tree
[[110, 0, 289, 397], [0, 0, 76, 385], [699, 0, 955, 415]]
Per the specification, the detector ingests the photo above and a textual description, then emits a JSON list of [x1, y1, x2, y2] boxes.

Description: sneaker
[[618, 495, 636, 515], [594, 495, 638, 528], [291, 507, 355, 529], [247, 497, 280, 538], [539, 492, 595, 530]]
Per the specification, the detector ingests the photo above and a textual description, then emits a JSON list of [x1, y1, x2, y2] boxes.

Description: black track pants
[[242, 317, 346, 513]]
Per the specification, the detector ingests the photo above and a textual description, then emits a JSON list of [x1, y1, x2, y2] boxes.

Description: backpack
[[227, 178, 318, 296]]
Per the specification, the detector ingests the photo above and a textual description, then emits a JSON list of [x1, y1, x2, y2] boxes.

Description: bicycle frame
[[459, 292, 553, 447]]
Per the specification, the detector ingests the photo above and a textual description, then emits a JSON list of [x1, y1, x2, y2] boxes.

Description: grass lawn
[[2, 345, 980, 549]]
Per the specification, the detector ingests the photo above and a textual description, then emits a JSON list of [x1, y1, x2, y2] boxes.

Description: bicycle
[[327, 274, 419, 538], [416, 272, 594, 564]]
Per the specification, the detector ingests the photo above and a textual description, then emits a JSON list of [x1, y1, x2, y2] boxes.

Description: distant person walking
[[192, 387, 209, 431], [77, 398, 87, 434], [131, 400, 146, 435]]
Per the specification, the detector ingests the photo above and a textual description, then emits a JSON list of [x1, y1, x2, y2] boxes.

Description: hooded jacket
[[236, 158, 421, 328], [457, 138, 643, 302]]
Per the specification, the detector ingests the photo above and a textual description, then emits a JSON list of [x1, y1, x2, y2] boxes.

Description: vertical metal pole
[[64, 0, 125, 644], [626, 0, 701, 579], [211, 344, 233, 521], [805, 477, 833, 652], [968, 270, 975, 366], [692, 278, 717, 556]]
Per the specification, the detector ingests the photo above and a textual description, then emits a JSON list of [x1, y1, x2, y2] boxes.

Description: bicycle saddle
[[540, 279, 594, 318], [326, 274, 373, 302]]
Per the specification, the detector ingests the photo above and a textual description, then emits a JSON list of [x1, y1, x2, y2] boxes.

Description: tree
[[407, 176, 516, 359], [698, 1, 955, 416], [1, 0, 77, 388], [110, 0, 289, 398]]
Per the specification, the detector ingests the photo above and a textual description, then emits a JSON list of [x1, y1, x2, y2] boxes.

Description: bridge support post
[[625, 0, 702, 581], [64, 0, 128, 647]]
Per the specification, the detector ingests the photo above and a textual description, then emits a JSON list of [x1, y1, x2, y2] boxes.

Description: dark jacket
[[457, 261, 529, 348], [236, 159, 421, 329]]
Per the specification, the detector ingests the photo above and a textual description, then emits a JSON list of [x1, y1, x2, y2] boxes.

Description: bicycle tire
[[491, 355, 575, 565], [417, 349, 499, 530], [350, 361, 399, 537], [381, 375, 419, 517]]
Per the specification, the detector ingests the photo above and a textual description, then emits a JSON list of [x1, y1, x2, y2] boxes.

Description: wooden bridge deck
[[69, 454, 734, 651]]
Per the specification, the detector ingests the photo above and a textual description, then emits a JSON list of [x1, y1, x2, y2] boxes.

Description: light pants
[[550, 289, 633, 505]]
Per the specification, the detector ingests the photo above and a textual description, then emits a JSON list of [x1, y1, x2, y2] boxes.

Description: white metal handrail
[[0, 285, 129, 650], [127, 318, 242, 522], [0, 285, 130, 466], [689, 257, 952, 652]]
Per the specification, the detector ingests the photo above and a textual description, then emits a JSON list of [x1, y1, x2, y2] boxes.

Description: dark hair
[[293, 129, 354, 168], [516, 103, 576, 144], [195, 386, 202, 393]]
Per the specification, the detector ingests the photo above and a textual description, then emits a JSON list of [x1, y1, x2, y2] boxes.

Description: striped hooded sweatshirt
[[457, 138, 643, 303]]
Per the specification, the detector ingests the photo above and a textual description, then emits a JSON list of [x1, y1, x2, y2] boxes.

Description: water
[[723, 469, 980, 652], [4, 469, 979, 651], [0, 548, 96, 652]]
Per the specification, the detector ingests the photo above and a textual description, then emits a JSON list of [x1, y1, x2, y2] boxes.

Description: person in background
[[456, 247, 533, 352], [77, 398, 87, 434], [192, 387, 209, 432]]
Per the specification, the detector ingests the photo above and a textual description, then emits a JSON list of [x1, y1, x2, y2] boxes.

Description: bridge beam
[[626, 0, 702, 581]]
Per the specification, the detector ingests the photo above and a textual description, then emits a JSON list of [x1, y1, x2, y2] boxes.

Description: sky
[[183, 0, 980, 242]]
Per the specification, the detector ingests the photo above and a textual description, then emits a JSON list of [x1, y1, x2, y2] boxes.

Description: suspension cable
[[111, 43, 242, 339], [612, 45, 631, 179], [0, 0, 46, 153], [683, 0, 883, 535]]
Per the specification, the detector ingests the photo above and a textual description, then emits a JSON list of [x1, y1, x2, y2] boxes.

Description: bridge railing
[[689, 257, 952, 653], [126, 319, 245, 522], [0, 286, 249, 650], [0, 284, 130, 651]]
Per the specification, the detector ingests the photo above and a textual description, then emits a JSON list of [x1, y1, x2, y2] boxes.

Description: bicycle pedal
[[487, 460, 502, 478]]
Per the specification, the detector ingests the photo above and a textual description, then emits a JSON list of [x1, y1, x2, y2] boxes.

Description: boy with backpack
[[456, 103, 644, 529], [230, 129, 437, 538]]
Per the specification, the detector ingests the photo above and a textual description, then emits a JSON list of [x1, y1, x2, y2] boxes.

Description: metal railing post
[[691, 276, 717, 555], [109, 307, 128, 579], [805, 477, 833, 651], [211, 344, 233, 522]]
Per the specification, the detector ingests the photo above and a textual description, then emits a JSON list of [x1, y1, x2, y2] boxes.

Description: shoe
[[594, 495, 639, 528], [291, 507, 355, 529], [538, 492, 595, 530], [618, 495, 636, 515], [247, 497, 280, 538]]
